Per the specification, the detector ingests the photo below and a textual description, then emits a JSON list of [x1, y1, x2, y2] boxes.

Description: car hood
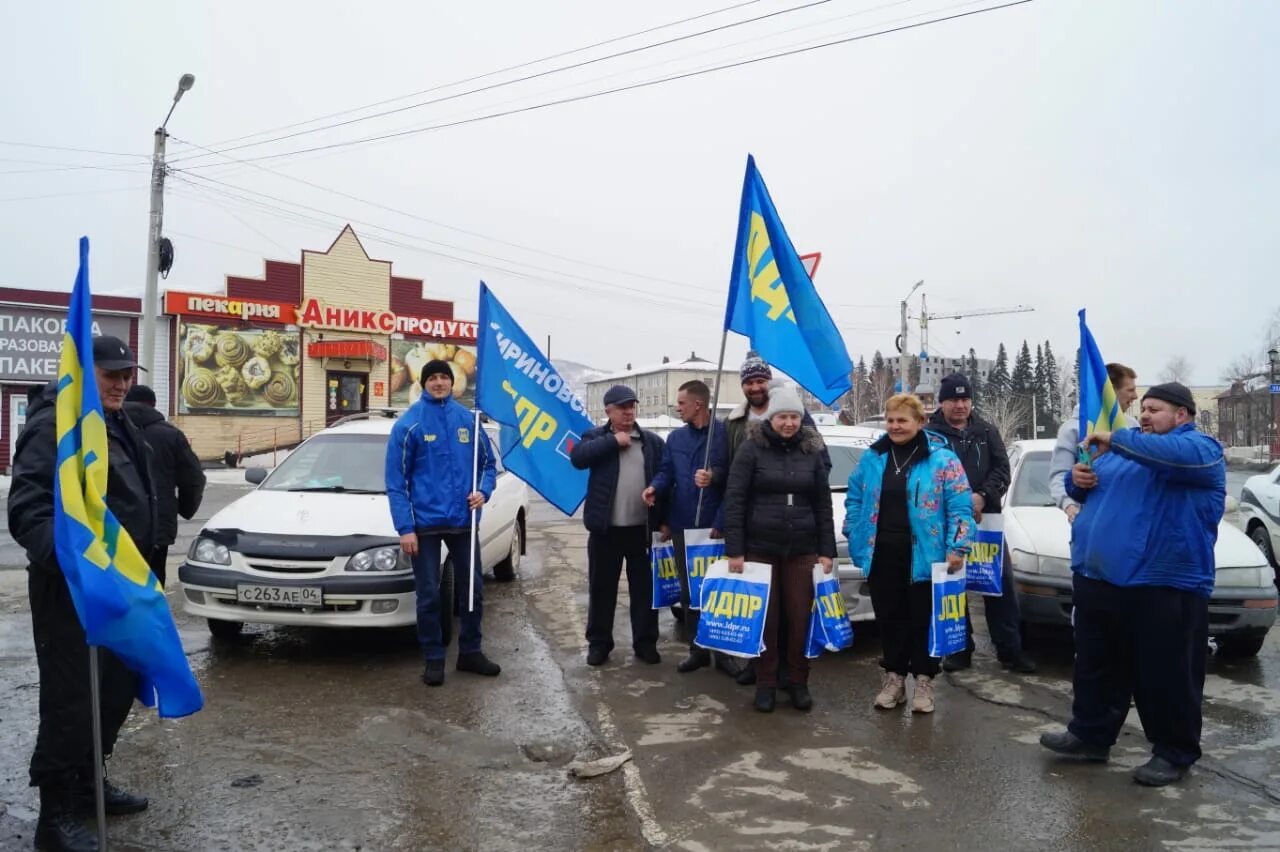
[[204, 490, 396, 538], [1006, 506, 1266, 570]]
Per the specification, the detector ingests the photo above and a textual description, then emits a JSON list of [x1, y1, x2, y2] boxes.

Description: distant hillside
[[554, 358, 608, 401]]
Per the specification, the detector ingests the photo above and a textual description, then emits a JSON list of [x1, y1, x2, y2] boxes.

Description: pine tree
[[1043, 341, 1062, 427], [989, 343, 1011, 404], [1009, 341, 1035, 437], [966, 348, 983, 410], [908, 357, 921, 393], [852, 357, 870, 421], [1033, 343, 1049, 435]]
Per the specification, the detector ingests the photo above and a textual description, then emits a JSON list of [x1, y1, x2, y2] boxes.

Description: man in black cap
[[927, 373, 1034, 673], [125, 384, 206, 585], [570, 385, 665, 666], [7, 335, 154, 851], [1041, 382, 1225, 787]]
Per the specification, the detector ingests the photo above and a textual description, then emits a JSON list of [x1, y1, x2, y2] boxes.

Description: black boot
[[36, 787, 98, 852], [713, 654, 743, 678], [456, 652, 501, 676], [73, 775, 149, 816], [1000, 650, 1037, 674], [941, 651, 972, 672], [677, 648, 710, 673], [1039, 730, 1110, 763], [753, 687, 776, 713], [422, 659, 445, 686], [736, 660, 758, 686], [786, 684, 814, 712]]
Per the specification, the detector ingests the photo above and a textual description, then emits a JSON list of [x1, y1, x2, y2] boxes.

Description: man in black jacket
[[928, 373, 1035, 674], [7, 336, 154, 852], [125, 384, 206, 586], [570, 385, 665, 667]]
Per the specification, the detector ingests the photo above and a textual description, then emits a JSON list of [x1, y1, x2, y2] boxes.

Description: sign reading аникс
[[298, 297, 477, 341]]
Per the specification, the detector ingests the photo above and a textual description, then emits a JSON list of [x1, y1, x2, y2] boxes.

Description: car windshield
[[261, 433, 389, 493], [1011, 451, 1056, 507], [827, 445, 864, 490]]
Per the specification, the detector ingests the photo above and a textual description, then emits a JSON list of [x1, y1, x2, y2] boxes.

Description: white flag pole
[[469, 408, 481, 613]]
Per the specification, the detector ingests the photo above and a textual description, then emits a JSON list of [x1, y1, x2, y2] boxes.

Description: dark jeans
[[412, 530, 483, 660], [868, 536, 940, 678], [1068, 574, 1208, 767], [149, 545, 169, 587], [963, 550, 1023, 658], [753, 552, 815, 688], [28, 569, 137, 792], [586, 525, 659, 654]]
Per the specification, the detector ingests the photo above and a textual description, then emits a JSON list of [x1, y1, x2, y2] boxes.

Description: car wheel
[[440, 560, 456, 649], [493, 519, 522, 583], [1250, 523, 1278, 569], [1218, 633, 1267, 658], [207, 618, 244, 640]]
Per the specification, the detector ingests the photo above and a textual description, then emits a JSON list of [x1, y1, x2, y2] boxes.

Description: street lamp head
[[174, 73, 196, 101], [1269, 347, 1279, 367]]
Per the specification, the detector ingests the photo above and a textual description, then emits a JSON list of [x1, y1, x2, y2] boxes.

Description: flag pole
[[468, 408, 481, 613], [88, 646, 109, 850], [695, 327, 731, 526]]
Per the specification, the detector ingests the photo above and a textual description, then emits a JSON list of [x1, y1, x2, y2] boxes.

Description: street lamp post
[[140, 73, 196, 378], [898, 280, 923, 393], [1269, 347, 1279, 461]]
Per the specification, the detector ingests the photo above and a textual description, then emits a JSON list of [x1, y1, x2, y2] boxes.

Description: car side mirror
[[245, 467, 268, 485], [1224, 495, 1240, 514]]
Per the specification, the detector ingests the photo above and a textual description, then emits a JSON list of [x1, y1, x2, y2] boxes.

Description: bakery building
[[164, 225, 478, 461], [0, 287, 155, 472]]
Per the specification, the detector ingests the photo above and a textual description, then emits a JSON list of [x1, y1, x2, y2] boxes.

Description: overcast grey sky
[[1, 0, 1275, 386]]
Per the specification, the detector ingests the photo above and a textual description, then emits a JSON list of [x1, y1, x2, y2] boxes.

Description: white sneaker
[[874, 672, 907, 709], [912, 675, 936, 714]]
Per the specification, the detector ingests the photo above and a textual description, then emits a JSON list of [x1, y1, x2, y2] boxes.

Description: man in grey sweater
[[1049, 363, 1138, 522]]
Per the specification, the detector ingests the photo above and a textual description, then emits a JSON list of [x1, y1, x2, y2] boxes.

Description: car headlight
[[346, 545, 408, 573], [1038, 556, 1072, 577], [1010, 548, 1039, 574], [190, 537, 231, 566]]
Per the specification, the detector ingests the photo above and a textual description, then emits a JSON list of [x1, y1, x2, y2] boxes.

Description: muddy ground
[[1, 480, 1278, 850]]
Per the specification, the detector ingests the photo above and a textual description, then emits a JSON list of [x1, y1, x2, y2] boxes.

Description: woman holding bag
[[844, 393, 973, 714], [723, 386, 836, 714]]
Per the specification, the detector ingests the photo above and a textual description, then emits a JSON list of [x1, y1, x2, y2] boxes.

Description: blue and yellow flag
[[475, 282, 592, 515], [1077, 309, 1122, 438], [725, 155, 852, 405], [54, 238, 203, 718]]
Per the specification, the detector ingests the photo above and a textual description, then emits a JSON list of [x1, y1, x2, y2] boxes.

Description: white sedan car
[[1240, 463, 1280, 574], [824, 425, 883, 623], [179, 413, 529, 639], [1006, 439, 1277, 657]]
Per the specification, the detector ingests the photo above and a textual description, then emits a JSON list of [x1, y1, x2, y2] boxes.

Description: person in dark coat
[[926, 373, 1034, 674], [124, 384, 206, 586], [570, 384, 666, 667], [7, 336, 154, 852], [723, 386, 836, 713]]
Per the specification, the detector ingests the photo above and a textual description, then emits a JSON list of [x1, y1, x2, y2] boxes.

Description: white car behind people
[[1240, 463, 1280, 578], [824, 425, 884, 623], [1006, 439, 1277, 657], [179, 413, 529, 640]]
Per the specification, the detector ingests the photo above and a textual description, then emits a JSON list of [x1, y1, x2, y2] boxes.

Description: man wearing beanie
[[386, 359, 499, 687], [927, 374, 1032, 674], [1041, 381, 1226, 787]]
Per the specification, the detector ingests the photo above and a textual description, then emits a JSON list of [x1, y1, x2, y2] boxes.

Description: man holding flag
[[8, 334, 157, 851]]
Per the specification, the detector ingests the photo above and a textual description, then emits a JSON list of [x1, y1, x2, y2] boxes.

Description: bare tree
[[1222, 352, 1263, 383], [1159, 355, 1193, 384], [978, 393, 1032, 444]]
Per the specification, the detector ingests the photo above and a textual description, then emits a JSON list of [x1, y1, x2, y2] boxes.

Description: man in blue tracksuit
[[642, 380, 739, 676], [386, 359, 499, 687], [1040, 382, 1226, 787]]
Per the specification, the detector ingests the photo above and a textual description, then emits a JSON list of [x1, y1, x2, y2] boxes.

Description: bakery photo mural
[[389, 339, 477, 408], [177, 322, 301, 416]]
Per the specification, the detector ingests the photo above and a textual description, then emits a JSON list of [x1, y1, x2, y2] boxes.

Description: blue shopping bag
[[651, 533, 680, 609], [683, 528, 724, 611], [694, 560, 772, 658], [806, 564, 854, 658], [966, 516, 1004, 596], [928, 562, 968, 658]]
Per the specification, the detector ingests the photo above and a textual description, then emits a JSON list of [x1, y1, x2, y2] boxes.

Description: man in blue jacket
[[1040, 382, 1226, 787], [642, 380, 738, 676], [386, 359, 499, 687], [570, 385, 665, 667]]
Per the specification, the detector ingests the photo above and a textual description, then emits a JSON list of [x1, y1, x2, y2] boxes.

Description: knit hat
[[125, 384, 157, 406], [765, 385, 804, 420], [1142, 381, 1196, 415], [938, 373, 973, 402], [740, 353, 772, 383], [419, 359, 453, 386]]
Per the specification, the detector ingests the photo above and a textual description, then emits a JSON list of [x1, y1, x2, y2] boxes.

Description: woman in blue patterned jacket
[[843, 393, 973, 714]]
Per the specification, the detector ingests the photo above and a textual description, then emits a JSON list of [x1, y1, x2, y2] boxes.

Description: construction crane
[[919, 294, 1034, 361]]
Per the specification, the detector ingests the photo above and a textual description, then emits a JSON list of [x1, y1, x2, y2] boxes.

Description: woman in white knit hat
[[722, 385, 836, 713]]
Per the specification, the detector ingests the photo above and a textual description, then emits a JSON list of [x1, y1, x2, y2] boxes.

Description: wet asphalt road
[[0, 470, 1277, 850]]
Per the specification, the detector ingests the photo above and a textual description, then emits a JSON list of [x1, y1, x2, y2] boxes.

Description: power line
[[0, 140, 148, 159], [170, 0, 836, 165], [196, 0, 770, 150], [179, 0, 1035, 168], [0, 184, 147, 203]]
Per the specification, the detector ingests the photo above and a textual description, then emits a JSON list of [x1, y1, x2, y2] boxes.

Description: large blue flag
[[475, 283, 592, 515], [726, 155, 852, 405], [54, 238, 203, 718], [1077, 309, 1122, 439]]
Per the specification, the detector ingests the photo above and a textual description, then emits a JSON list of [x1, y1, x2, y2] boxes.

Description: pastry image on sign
[[390, 338, 477, 409], [177, 321, 301, 416]]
